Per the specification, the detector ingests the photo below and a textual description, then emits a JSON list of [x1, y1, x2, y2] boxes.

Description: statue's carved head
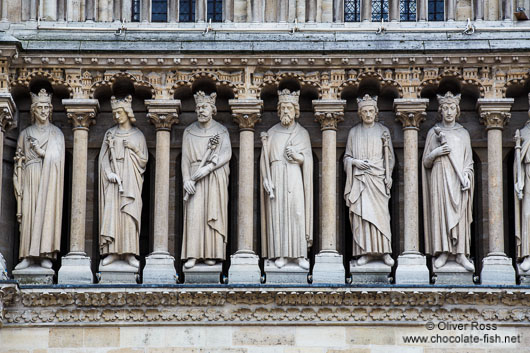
[[30, 88, 53, 124], [194, 91, 217, 123], [111, 95, 135, 124], [277, 89, 300, 126], [357, 94, 379, 124], [437, 91, 461, 123]]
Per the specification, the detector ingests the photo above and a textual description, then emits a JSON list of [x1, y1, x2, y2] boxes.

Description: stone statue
[[260, 89, 313, 270], [13, 89, 65, 270], [422, 92, 474, 272], [181, 91, 231, 269], [344, 94, 394, 267], [99, 95, 148, 269], [514, 93, 530, 272]]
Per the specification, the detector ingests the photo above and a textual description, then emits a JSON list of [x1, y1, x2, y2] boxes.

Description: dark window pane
[[345, 0, 361, 21], [400, 0, 416, 21], [152, 0, 167, 22], [428, 0, 444, 20], [179, 0, 195, 22], [207, 0, 223, 22], [372, 0, 389, 21], [131, 0, 140, 21]]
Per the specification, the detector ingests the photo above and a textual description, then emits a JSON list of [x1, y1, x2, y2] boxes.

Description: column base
[[183, 263, 223, 284], [394, 253, 430, 285], [264, 259, 309, 284], [228, 252, 261, 284], [58, 253, 93, 284], [312, 251, 345, 284], [481, 254, 516, 285], [13, 266, 54, 285], [350, 259, 391, 284], [142, 253, 178, 284], [97, 260, 139, 284]]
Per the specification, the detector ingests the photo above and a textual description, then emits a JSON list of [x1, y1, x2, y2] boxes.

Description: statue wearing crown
[[344, 95, 395, 268], [260, 89, 313, 270], [98, 95, 148, 269], [181, 91, 231, 270], [13, 89, 65, 270], [422, 91, 475, 273]]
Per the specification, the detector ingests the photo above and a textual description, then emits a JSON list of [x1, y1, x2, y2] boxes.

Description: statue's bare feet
[[383, 254, 394, 267], [127, 255, 140, 268], [41, 258, 53, 269], [184, 258, 196, 269], [456, 254, 474, 272], [434, 253, 448, 269], [357, 255, 373, 266], [274, 257, 286, 268], [297, 258, 310, 270], [15, 258, 32, 270], [521, 256, 530, 272], [102, 254, 119, 266], [204, 259, 216, 266]]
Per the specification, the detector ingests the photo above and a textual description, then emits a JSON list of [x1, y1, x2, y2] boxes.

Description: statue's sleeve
[[181, 129, 192, 182]]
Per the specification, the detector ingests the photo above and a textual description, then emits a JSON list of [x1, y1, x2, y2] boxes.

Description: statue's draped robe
[[515, 123, 530, 259], [344, 123, 394, 256], [15, 124, 64, 259], [99, 126, 148, 256], [260, 122, 313, 259], [422, 123, 474, 257], [181, 121, 231, 260]]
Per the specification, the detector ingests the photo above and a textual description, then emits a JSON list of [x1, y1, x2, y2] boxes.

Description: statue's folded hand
[[184, 180, 196, 195]]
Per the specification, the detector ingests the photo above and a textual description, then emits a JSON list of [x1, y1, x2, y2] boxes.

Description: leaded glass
[[372, 0, 389, 21], [345, 0, 361, 21], [131, 0, 141, 22], [400, 0, 416, 21], [428, 0, 444, 20]]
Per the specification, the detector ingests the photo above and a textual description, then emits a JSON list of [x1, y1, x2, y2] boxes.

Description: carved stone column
[[312, 99, 346, 284], [228, 99, 263, 284], [58, 99, 99, 284], [389, 0, 399, 21], [417, 0, 428, 21], [393, 98, 431, 284], [477, 98, 516, 285], [0, 93, 15, 224], [361, 0, 371, 21], [1, 0, 9, 21], [143, 99, 180, 284]]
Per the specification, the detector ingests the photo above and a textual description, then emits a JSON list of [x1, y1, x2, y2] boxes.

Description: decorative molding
[[476, 98, 514, 130], [229, 99, 263, 131], [62, 99, 100, 131], [312, 99, 346, 131], [393, 98, 429, 130], [144, 99, 181, 131], [0, 93, 16, 132]]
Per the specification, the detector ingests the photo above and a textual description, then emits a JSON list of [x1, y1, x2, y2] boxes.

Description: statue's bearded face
[[113, 107, 129, 125], [279, 102, 296, 126], [32, 103, 51, 124], [441, 102, 458, 123], [196, 102, 214, 123], [359, 105, 377, 125]]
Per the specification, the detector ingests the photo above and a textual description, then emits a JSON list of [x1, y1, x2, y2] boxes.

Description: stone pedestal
[[394, 253, 430, 285], [264, 260, 309, 284], [312, 251, 345, 284], [143, 253, 178, 284], [13, 266, 54, 285], [517, 264, 530, 284], [228, 252, 262, 284], [58, 254, 93, 284], [97, 261, 139, 284], [433, 260, 474, 285], [481, 254, 516, 285], [350, 260, 391, 284], [183, 263, 222, 284]]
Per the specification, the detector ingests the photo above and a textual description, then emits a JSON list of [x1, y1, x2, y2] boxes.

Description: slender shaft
[[321, 129, 336, 250], [238, 130, 254, 251], [70, 128, 89, 253], [153, 130, 170, 253]]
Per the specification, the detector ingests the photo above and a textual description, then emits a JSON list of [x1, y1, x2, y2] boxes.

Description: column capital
[[393, 98, 429, 130], [145, 99, 181, 131], [229, 99, 263, 131], [0, 93, 16, 133], [476, 98, 514, 131], [312, 99, 346, 131], [62, 99, 99, 131]]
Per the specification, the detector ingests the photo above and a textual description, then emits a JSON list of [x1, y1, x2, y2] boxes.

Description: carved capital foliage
[[147, 112, 179, 131], [229, 99, 263, 131], [393, 99, 429, 130], [145, 99, 181, 131], [63, 99, 100, 131], [67, 111, 96, 130], [0, 94, 16, 133], [312, 99, 346, 131], [476, 98, 514, 131], [395, 111, 427, 130], [479, 111, 510, 130]]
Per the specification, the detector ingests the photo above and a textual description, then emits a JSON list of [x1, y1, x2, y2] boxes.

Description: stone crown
[[357, 94, 378, 110], [437, 91, 461, 106], [278, 89, 300, 105], [110, 95, 133, 112], [30, 89, 52, 105], [194, 91, 217, 106]]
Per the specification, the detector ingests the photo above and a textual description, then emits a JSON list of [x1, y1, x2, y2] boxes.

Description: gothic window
[[180, 0, 196, 22], [344, 0, 361, 21], [152, 0, 168, 22], [132, 0, 141, 21], [372, 0, 389, 21], [208, 0, 223, 22], [428, 0, 444, 20], [400, 0, 416, 20]]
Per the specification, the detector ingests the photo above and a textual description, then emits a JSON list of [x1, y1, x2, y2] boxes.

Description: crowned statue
[[344, 94, 395, 267], [260, 89, 313, 270], [181, 91, 232, 269], [422, 91, 475, 272], [98, 95, 148, 269], [13, 89, 65, 270]]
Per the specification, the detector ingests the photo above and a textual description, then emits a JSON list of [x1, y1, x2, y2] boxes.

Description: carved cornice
[[4, 287, 530, 326], [476, 98, 514, 131], [393, 98, 429, 130], [144, 99, 181, 131], [62, 99, 100, 131], [229, 99, 263, 131], [0, 93, 16, 133], [312, 99, 346, 131]]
